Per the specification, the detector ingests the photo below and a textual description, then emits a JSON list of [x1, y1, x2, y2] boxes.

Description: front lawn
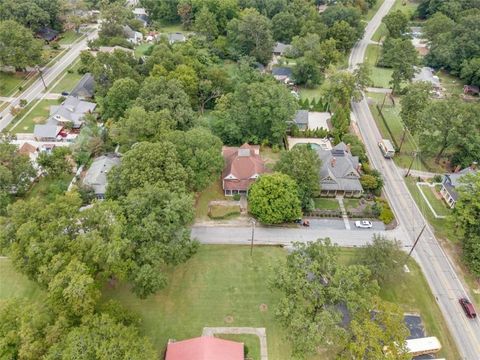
[[10, 99, 59, 133], [418, 184, 451, 217], [0, 245, 459, 359], [364, 45, 393, 88], [102, 246, 297, 360], [135, 43, 153, 57], [216, 334, 260, 360], [209, 204, 241, 219], [0, 72, 29, 97], [58, 30, 83, 45], [51, 62, 83, 93], [404, 176, 458, 243], [26, 174, 75, 202], [314, 197, 340, 210], [195, 180, 227, 219]]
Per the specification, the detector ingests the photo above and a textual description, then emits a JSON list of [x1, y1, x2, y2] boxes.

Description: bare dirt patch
[[259, 303, 268, 312], [33, 116, 46, 124], [224, 315, 234, 324]]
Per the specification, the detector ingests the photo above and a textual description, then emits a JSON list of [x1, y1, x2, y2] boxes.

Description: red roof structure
[[165, 336, 244, 360], [222, 143, 266, 195]]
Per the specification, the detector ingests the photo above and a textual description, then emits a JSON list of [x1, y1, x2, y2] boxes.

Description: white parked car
[[355, 220, 373, 229]]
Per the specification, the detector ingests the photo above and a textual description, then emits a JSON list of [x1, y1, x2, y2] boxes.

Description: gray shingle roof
[[34, 124, 60, 138], [272, 67, 293, 77], [83, 155, 121, 195], [294, 110, 309, 125], [70, 73, 95, 99], [49, 96, 96, 127], [273, 42, 292, 55], [317, 142, 363, 192], [168, 32, 186, 43]]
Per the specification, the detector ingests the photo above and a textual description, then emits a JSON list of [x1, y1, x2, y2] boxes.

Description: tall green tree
[[359, 234, 405, 285], [226, 8, 274, 64], [44, 313, 157, 360], [212, 79, 298, 145], [249, 173, 302, 224], [121, 183, 197, 298], [274, 145, 321, 210], [271, 239, 379, 358], [194, 6, 218, 40], [106, 141, 188, 198], [136, 76, 195, 130], [452, 172, 480, 277], [166, 128, 224, 192], [37, 146, 73, 178], [0, 20, 43, 70], [100, 78, 139, 121], [382, 10, 409, 38], [0, 140, 36, 213], [381, 38, 418, 93], [400, 82, 432, 135], [338, 298, 409, 360], [271, 11, 298, 43]]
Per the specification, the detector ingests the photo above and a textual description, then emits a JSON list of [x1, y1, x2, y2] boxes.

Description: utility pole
[[250, 219, 256, 256], [36, 65, 47, 90], [405, 151, 417, 177], [405, 224, 426, 263]]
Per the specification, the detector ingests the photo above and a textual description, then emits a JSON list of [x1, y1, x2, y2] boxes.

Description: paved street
[[0, 29, 98, 131], [349, 0, 480, 358]]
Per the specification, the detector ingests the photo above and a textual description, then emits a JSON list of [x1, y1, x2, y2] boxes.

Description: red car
[[459, 298, 477, 318]]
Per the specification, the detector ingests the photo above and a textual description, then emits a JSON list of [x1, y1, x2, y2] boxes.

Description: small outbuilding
[[165, 336, 244, 360], [83, 154, 121, 199]]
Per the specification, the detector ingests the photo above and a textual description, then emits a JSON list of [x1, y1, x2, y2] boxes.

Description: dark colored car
[[61, 91, 69, 96], [459, 297, 477, 318]]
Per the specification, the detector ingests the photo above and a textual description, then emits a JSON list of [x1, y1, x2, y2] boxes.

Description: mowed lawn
[[0, 72, 30, 96], [0, 244, 459, 359], [418, 184, 451, 217], [58, 30, 83, 45], [102, 246, 299, 360], [51, 62, 83, 93], [11, 99, 59, 133], [364, 45, 393, 88]]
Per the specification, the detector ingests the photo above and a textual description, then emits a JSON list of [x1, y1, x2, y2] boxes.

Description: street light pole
[[250, 219, 256, 256], [405, 151, 417, 177]]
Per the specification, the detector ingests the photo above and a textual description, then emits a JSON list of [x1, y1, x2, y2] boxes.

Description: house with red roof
[[165, 336, 244, 360], [222, 143, 267, 196]]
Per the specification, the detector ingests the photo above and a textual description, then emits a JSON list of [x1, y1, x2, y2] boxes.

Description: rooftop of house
[[168, 32, 186, 43], [317, 142, 363, 192], [34, 124, 61, 139], [165, 336, 244, 360], [18, 142, 37, 155], [97, 46, 134, 54], [308, 112, 331, 131], [36, 27, 59, 42], [49, 96, 96, 127], [122, 25, 141, 38], [70, 73, 95, 99], [273, 42, 292, 54], [132, 7, 147, 16], [294, 110, 309, 125], [83, 155, 121, 195], [222, 143, 266, 183], [272, 67, 293, 77], [413, 67, 441, 88], [445, 166, 479, 187]]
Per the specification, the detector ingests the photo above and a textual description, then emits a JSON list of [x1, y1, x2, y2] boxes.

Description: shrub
[[233, 194, 241, 201], [433, 174, 442, 183], [379, 207, 394, 224]]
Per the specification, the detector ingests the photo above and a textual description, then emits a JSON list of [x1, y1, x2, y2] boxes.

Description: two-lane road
[[0, 29, 98, 132], [350, 0, 480, 358]]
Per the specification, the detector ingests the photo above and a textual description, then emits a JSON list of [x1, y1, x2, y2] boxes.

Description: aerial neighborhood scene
[[1, 0, 480, 359]]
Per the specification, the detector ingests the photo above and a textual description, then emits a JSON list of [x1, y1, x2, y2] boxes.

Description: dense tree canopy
[[399, 81, 432, 135], [0, 0, 61, 31], [100, 78, 140, 121], [452, 172, 480, 277], [0, 20, 43, 70], [274, 145, 321, 210], [382, 10, 409, 38], [249, 173, 302, 224], [271, 239, 379, 357], [107, 141, 189, 198], [227, 8, 274, 64], [212, 79, 298, 145]]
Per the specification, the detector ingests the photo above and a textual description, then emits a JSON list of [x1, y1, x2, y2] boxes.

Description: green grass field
[[195, 181, 227, 219], [135, 43, 153, 57], [1, 245, 458, 359], [314, 197, 340, 210], [418, 184, 451, 217], [364, 45, 394, 88], [11, 99, 59, 133], [343, 198, 361, 210], [26, 174, 74, 202], [217, 334, 260, 360], [0, 72, 30, 97], [51, 62, 83, 93], [0, 259, 44, 303], [58, 31, 83, 45]]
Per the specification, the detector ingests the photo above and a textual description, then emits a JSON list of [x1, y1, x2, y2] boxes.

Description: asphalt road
[[0, 29, 98, 132], [349, 0, 480, 357]]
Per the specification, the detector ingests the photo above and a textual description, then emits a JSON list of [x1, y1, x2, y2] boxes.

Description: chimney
[[331, 157, 336, 167], [471, 161, 478, 170]]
